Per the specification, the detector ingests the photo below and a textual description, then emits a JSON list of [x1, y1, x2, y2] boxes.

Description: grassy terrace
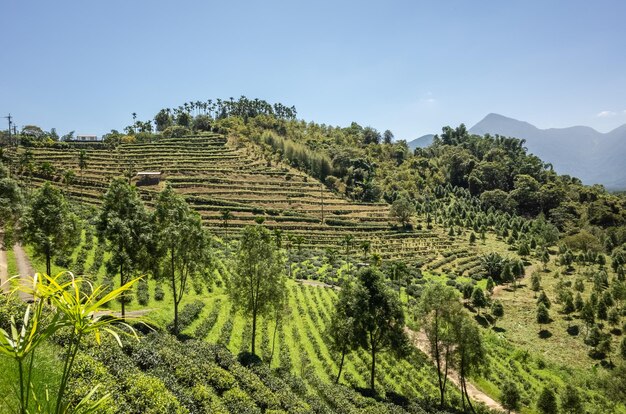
[[17, 133, 467, 264]]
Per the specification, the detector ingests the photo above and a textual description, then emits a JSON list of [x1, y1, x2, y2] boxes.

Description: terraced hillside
[[18, 134, 468, 264]]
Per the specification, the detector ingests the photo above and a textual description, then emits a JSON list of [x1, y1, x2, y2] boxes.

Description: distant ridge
[[469, 114, 626, 190], [409, 114, 626, 190], [407, 134, 435, 150]]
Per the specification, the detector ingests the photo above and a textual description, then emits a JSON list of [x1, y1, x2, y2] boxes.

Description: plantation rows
[[14, 134, 469, 264], [69, 332, 454, 414], [179, 282, 461, 407], [479, 333, 621, 414]]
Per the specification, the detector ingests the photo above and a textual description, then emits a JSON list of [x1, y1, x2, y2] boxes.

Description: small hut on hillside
[[136, 171, 162, 186]]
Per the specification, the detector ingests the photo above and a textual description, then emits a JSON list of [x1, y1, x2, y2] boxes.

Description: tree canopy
[[20, 182, 81, 276], [152, 182, 211, 334], [96, 178, 149, 319], [350, 267, 409, 392], [229, 225, 286, 355]]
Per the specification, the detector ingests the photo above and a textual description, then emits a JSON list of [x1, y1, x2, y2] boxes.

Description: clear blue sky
[[2, 0, 626, 140]]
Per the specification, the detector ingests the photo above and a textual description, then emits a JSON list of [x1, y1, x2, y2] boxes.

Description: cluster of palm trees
[[149, 96, 297, 132]]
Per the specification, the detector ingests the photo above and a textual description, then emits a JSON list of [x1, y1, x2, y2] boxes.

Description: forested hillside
[[1, 97, 625, 414]]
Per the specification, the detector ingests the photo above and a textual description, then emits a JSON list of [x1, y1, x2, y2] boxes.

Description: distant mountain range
[[407, 134, 435, 151], [407, 113, 626, 190]]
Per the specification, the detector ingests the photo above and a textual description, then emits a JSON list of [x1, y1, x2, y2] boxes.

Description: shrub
[[190, 384, 229, 414], [167, 300, 205, 333], [54, 253, 73, 268], [137, 279, 150, 306], [124, 373, 188, 414], [205, 363, 237, 392], [221, 387, 261, 414], [162, 125, 191, 138], [67, 354, 123, 414], [89, 245, 105, 274], [228, 364, 280, 410], [193, 299, 222, 339], [154, 283, 165, 301], [0, 295, 27, 331], [192, 278, 204, 295], [73, 249, 88, 275]]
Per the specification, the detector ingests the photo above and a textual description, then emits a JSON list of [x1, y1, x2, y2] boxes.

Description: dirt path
[[7, 243, 154, 320], [13, 243, 35, 302], [297, 279, 507, 412], [296, 279, 339, 290], [404, 327, 509, 413], [94, 308, 155, 319], [0, 247, 9, 294]]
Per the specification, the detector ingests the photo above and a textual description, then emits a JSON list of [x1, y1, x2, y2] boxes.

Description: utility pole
[[4, 114, 12, 144], [320, 183, 325, 224]]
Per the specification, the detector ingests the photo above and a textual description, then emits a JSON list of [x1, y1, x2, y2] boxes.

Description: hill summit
[[409, 113, 626, 190], [469, 113, 626, 189]]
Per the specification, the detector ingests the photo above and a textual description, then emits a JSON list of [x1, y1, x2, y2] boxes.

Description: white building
[[75, 135, 101, 142]]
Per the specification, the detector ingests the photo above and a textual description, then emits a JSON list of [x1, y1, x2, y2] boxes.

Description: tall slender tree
[[229, 225, 286, 355], [327, 282, 358, 383], [21, 182, 81, 276], [77, 150, 88, 200], [0, 166, 24, 247], [220, 209, 234, 228], [152, 183, 211, 334], [96, 178, 149, 319], [452, 316, 486, 413], [351, 267, 408, 392], [61, 169, 75, 197], [418, 283, 464, 407]]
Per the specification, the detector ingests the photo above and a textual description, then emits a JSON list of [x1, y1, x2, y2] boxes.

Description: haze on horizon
[[1, 0, 625, 140]]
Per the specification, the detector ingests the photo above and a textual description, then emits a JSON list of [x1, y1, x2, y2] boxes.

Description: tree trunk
[[434, 317, 445, 407], [370, 346, 376, 392], [120, 263, 125, 320], [251, 308, 257, 355], [46, 252, 51, 277], [461, 378, 466, 412], [442, 353, 449, 406], [336, 348, 346, 384], [464, 378, 476, 414], [171, 251, 178, 334]]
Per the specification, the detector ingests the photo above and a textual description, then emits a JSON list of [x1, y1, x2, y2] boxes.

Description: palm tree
[[343, 235, 354, 257], [220, 209, 234, 228], [360, 240, 371, 260], [62, 169, 76, 197], [77, 149, 88, 199], [123, 159, 135, 185], [343, 235, 354, 271], [295, 235, 304, 252], [38, 161, 56, 181], [285, 233, 295, 277], [481, 252, 504, 280], [273, 229, 283, 249]]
